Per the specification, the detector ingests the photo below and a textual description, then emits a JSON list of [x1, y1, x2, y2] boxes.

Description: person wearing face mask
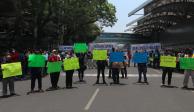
[[46, 49, 61, 91]]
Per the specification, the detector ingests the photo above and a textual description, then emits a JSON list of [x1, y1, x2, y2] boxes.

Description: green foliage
[[0, 0, 117, 49]]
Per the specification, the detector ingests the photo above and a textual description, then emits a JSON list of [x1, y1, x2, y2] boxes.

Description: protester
[[136, 51, 149, 84], [153, 49, 160, 69], [46, 49, 61, 91], [161, 50, 174, 86], [121, 56, 128, 79], [127, 50, 131, 67], [77, 53, 86, 82], [182, 50, 194, 89], [95, 60, 107, 84], [65, 51, 75, 89], [1, 52, 18, 97], [28, 50, 44, 93]]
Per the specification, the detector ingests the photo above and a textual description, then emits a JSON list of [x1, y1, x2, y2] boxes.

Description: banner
[[110, 52, 124, 62], [58, 46, 73, 51], [160, 56, 176, 68], [63, 57, 80, 71], [74, 43, 88, 53], [92, 50, 107, 60], [180, 58, 194, 70], [131, 43, 161, 55], [89, 43, 117, 51], [1, 62, 22, 78], [28, 54, 46, 67], [133, 52, 148, 63], [47, 61, 62, 74]]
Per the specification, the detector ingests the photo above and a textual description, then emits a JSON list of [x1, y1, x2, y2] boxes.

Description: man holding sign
[[28, 50, 45, 94], [93, 50, 108, 85], [160, 51, 176, 86], [1, 52, 20, 97], [133, 51, 149, 84]]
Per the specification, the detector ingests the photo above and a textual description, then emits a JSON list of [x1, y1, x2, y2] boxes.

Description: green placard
[[73, 43, 88, 53], [93, 50, 107, 60], [1, 62, 22, 78], [28, 54, 46, 67], [63, 57, 80, 71], [160, 56, 176, 68], [180, 58, 194, 70], [47, 61, 62, 74]]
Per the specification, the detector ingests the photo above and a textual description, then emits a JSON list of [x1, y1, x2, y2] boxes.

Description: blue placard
[[110, 52, 124, 62], [133, 52, 148, 63]]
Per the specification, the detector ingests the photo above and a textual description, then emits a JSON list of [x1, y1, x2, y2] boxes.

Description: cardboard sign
[[110, 52, 124, 62], [47, 61, 62, 74], [63, 57, 80, 71], [1, 62, 22, 78], [160, 56, 176, 68], [133, 52, 148, 63], [28, 54, 46, 67], [93, 50, 107, 60], [74, 43, 88, 53], [180, 58, 194, 70]]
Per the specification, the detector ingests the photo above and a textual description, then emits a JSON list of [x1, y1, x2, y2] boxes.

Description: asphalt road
[[0, 67, 194, 112]]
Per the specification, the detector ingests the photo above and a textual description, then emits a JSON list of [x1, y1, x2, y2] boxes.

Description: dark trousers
[[121, 67, 127, 78], [108, 68, 112, 78], [78, 70, 84, 81], [66, 70, 74, 88], [112, 68, 120, 84], [96, 68, 106, 83], [162, 68, 173, 85], [2, 77, 15, 96], [31, 68, 42, 90], [138, 64, 147, 82], [153, 58, 160, 68], [50, 72, 60, 88]]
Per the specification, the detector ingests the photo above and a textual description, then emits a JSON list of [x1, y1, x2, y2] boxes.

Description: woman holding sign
[[46, 49, 61, 91]]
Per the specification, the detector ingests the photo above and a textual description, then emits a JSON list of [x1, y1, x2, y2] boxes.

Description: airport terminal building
[[126, 0, 194, 48]]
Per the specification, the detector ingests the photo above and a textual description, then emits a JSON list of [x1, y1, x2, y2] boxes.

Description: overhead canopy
[[126, 0, 194, 35]]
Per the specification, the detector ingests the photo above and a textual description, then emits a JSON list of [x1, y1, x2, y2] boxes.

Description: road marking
[[151, 69, 162, 74], [84, 88, 100, 111], [61, 73, 183, 77]]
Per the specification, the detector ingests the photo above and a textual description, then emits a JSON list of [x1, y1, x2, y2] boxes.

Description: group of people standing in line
[[0, 48, 194, 98]]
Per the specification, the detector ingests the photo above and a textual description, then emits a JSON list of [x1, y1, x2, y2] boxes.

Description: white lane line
[[62, 73, 183, 77], [151, 69, 162, 74], [84, 88, 100, 111]]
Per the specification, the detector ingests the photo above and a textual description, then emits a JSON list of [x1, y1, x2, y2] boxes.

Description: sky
[[104, 0, 147, 33]]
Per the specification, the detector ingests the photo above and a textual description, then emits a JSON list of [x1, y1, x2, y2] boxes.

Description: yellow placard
[[1, 62, 22, 78]]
